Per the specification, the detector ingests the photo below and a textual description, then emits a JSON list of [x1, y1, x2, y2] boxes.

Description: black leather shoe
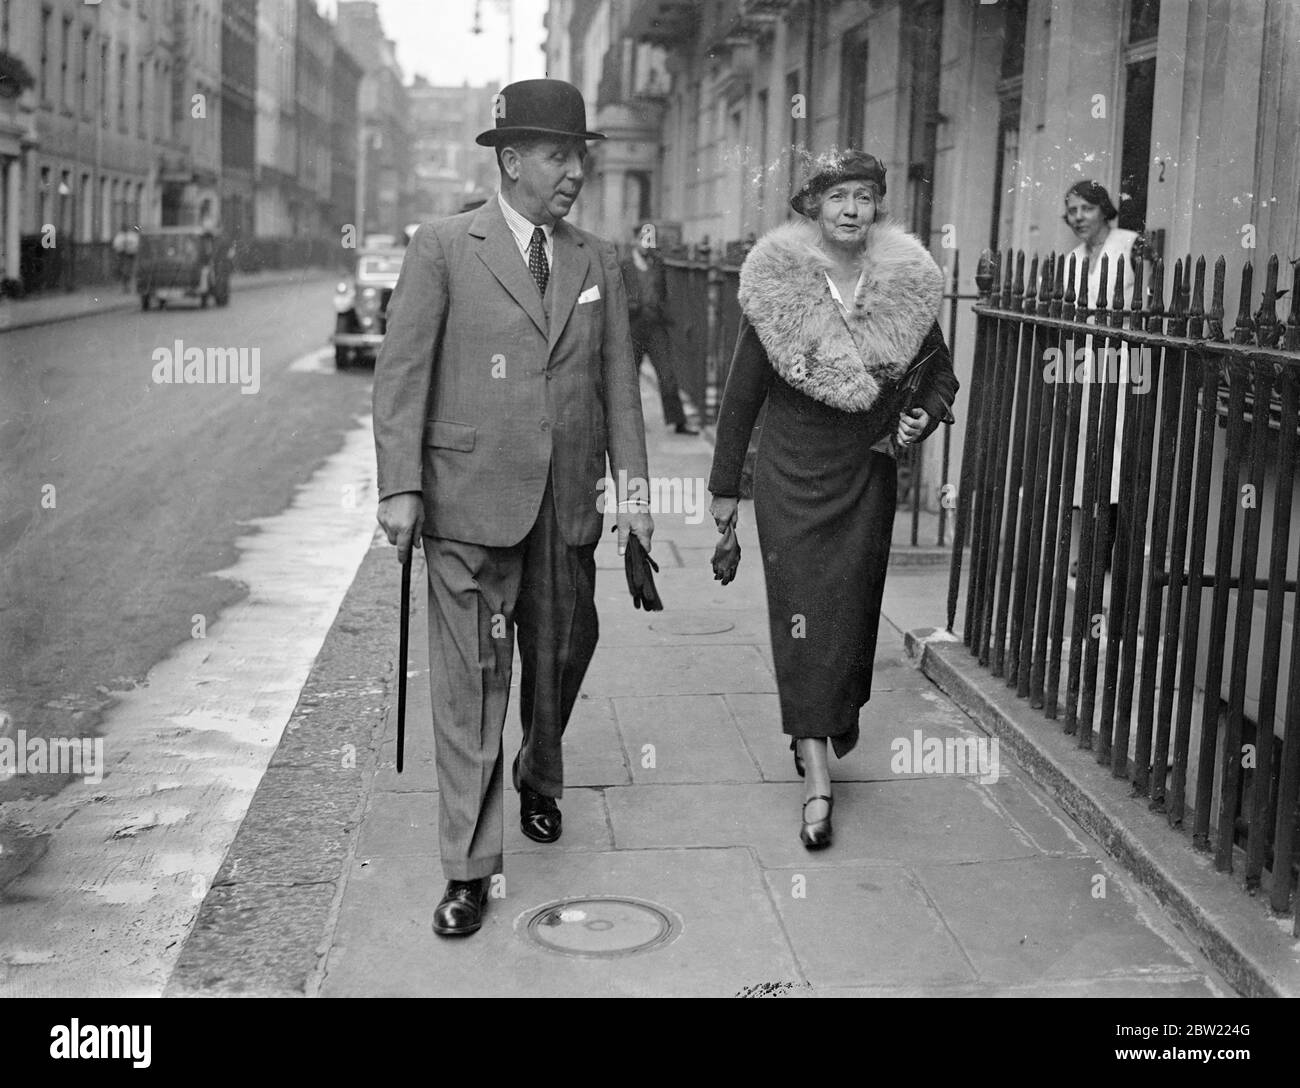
[[514, 753, 562, 843], [673, 422, 700, 435], [432, 878, 488, 936], [800, 795, 834, 850]]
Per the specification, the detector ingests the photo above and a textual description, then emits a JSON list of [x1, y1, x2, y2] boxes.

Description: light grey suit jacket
[[373, 197, 650, 547]]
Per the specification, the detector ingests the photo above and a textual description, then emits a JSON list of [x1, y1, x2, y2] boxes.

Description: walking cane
[[396, 547, 411, 773]]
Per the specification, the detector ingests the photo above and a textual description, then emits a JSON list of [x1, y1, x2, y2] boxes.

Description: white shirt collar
[[498, 191, 553, 265]]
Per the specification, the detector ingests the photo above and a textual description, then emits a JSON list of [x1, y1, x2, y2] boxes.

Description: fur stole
[[736, 218, 943, 413]]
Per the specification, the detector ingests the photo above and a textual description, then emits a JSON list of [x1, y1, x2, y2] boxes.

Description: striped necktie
[[528, 227, 549, 296]]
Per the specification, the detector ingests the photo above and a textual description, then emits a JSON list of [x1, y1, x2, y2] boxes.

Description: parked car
[[331, 247, 405, 367], [136, 226, 232, 310]]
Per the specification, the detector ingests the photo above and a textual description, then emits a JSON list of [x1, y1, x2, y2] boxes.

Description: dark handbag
[[897, 328, 955, 425]]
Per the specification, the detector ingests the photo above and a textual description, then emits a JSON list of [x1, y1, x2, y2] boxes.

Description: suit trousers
[[423, 470, 599, 881], [631, 316, 687, 428]]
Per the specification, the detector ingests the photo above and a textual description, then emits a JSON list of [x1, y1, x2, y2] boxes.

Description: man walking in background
[[621, 224, 698, 435], [372, 79, 653, 938]]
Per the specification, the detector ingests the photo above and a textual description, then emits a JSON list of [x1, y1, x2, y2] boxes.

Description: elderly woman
[[707, 150, 958, 848]]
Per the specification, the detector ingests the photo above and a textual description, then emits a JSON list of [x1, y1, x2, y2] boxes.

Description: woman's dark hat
[[475, 79, 605, 146], [790, 149, 887, 217]]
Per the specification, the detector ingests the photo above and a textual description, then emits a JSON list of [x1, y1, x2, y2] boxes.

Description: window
[[40, 7, 51, 102], [79, 26, 90, 116], [756, 88, 769, 215], [161, 63, 171, 140], [1118, 1, 1160, 233], [99, 40, 108, 127], [60, 16, 71, 110], [905, 0, 943, 244], [1, 0, 10, 51], [1129, 0, 1161, 43], [137, 61, 145, 135], [118, 48, 127, 131], [840, 31, 869, 150], [79, 172, 90, 241], [990, 0, 1028, 251]]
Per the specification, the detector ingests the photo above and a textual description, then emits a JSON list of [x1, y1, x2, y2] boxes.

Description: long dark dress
[[708, 317, 955, 757]]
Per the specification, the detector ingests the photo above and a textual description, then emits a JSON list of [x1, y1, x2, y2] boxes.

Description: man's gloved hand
[[614, 524, 663, 611]]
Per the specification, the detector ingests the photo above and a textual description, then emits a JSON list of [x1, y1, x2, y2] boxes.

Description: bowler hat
[[791, 149, 887, 218], [475, 79, 605, 147]]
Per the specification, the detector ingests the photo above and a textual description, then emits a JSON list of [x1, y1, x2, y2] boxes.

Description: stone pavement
[[166, 377, 1248, 997], [0, 268, 332, 333]]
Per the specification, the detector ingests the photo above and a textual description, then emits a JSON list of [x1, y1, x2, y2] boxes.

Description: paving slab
[[761, 865, 977, 989], [912, 855, 1210, 986], [604, 780, 1040, 868], [557, 695, 631, 787], [320, 847, 798, 997], [356, 786, 613, 858], [612, 694, 762, 783], [586, 643, 775, 698]]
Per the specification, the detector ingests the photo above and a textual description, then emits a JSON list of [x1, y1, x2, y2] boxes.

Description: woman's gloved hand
[[712, 525, 741, 585]]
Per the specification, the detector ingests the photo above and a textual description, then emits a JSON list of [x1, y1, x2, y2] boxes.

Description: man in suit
[[620, 224, 697, 435], [373, 79, 653, 937]]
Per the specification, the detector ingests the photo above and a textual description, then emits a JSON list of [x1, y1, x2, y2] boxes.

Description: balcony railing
[[948, 247, 1300, 932]]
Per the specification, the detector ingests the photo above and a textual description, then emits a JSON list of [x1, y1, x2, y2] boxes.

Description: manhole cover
[[522, 896, 679, 958], [649, 614, 735, 636]]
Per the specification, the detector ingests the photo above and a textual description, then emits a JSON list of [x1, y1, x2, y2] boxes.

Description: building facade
[[254, 0, 297, 236], [407, 77, 498, 220], [335, 0, 414, 240], [0, 0, 38, 286], [10, 0, 179, 289], [165, 0, 223, 226], [330, 40, 362, 241], [294, 0, 333, 237], [220, 0, 257, 244]]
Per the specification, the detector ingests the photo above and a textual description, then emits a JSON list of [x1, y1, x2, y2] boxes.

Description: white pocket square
[[578, 285, 601, 304]]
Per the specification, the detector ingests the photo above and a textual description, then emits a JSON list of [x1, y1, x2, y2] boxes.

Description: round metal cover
[[522, 896, 679, 958], [648, 614, 735, 636]]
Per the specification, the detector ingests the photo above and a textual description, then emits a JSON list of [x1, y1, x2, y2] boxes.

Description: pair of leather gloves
[[615, 526, 663, 611]]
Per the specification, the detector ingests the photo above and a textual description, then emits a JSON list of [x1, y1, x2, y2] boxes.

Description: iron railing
[[663, 241, 969, 542], [947, 246, 1300, 932]]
